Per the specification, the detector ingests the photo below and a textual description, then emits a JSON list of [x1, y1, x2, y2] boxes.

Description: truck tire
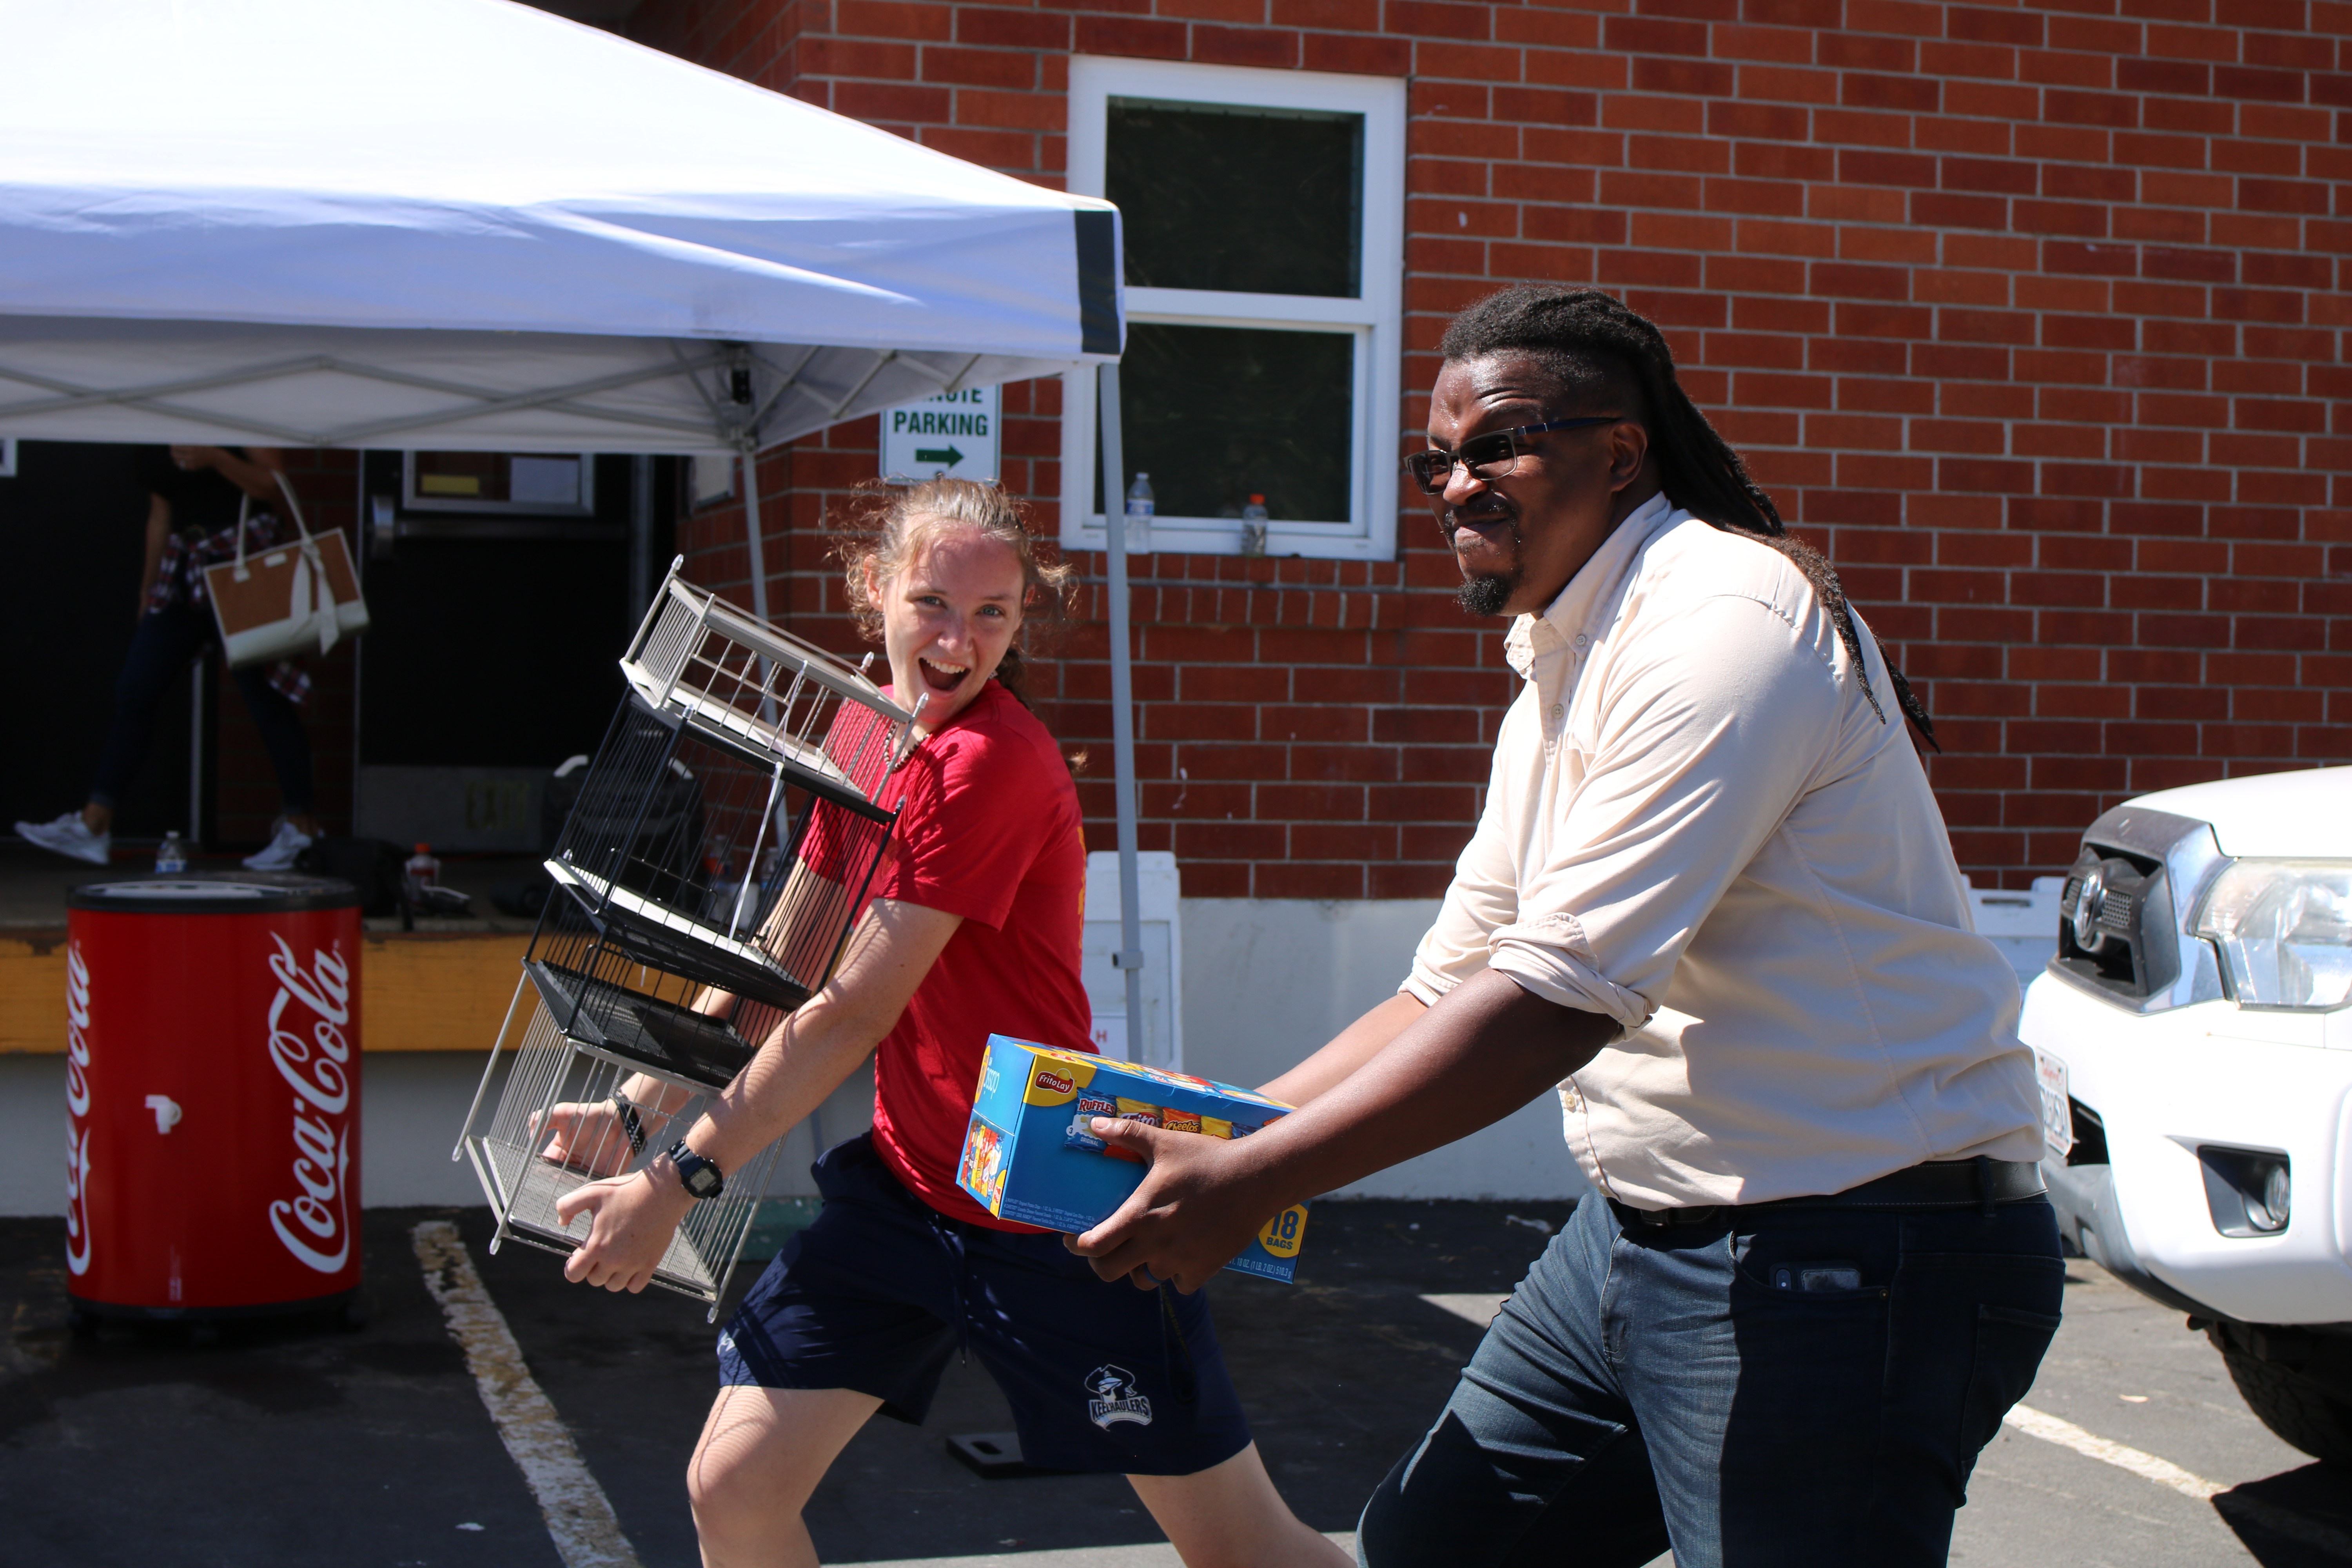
[[2218, 1343, 2352, 1466]]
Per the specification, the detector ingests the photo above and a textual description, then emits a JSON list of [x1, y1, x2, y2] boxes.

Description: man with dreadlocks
[[1069, 285, 2060, 1566]]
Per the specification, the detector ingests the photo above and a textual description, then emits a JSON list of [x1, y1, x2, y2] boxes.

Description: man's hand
[[1064, 1119, 1275, 1294], [168, 444, 225, 472], [1074, 973, 1617, 1295], [554, 1167, 695, 1292]]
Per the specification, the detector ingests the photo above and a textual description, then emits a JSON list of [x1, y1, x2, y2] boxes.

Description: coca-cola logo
[[64, 943, 92, 1278], [1034, 1070, 1074, 1096], [263, 935, 354, 1274]]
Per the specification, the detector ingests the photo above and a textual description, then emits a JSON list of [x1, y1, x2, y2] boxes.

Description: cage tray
[[525, 959, 762, 1092], [546, 860, 813, 1013], [464, 1133, 730, 1300]]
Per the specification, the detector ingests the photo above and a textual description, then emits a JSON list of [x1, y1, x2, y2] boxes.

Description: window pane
[[1098, 323, 1354, 525], [1107, 98, 1363, 298]]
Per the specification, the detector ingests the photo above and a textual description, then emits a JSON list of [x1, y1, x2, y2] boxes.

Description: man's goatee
[[1457, 572, 1517, 617]]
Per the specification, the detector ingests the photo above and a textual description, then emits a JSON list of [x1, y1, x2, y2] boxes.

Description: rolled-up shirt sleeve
[[1488, 592, 1842, 1029], [1403, 704, 1529, 1006]]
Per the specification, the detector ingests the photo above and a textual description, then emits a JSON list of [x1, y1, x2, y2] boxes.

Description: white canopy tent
[[0, 0, 1155, 1030], [0, 0, 1122, 460]]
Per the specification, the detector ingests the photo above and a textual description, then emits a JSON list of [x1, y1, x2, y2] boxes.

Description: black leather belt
[[1610, 1158, 2047, 1230]]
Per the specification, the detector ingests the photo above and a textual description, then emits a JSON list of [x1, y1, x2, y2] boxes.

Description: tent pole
[[1097, 365, 1148, 1060], [628, 455, 655, 623], [738, 437, 770, 622]]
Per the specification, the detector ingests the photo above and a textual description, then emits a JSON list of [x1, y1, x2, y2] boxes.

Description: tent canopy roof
[[0, 0, 1121, 452]]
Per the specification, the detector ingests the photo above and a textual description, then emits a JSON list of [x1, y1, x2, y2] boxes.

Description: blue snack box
[[957, 1035, 1310, 1283]]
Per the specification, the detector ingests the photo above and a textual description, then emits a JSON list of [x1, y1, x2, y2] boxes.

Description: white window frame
[[1062, 57, 1405, 561]]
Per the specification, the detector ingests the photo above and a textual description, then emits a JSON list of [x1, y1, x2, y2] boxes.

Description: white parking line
[[2004, 1402, 2352, 1559], [412, 1220, 645, 1568], [2002, 1403, 2220, 1500], [1420, 1292, 1510, 1329], [847, 1535, 1357, 1567]]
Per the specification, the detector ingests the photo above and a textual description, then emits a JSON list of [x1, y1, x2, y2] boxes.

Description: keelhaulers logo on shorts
[[263, 935, 356, 1274], [63, 942, 94, 1278], [1084, 1365, 1153, 1429]]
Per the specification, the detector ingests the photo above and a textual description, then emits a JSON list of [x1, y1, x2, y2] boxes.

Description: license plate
[[2031, 1047, 2074, 1160]]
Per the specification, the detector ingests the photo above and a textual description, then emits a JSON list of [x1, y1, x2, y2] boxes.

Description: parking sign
[[879, 387, 1000, 483]]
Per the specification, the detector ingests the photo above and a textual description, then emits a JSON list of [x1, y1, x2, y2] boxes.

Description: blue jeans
[[1357, 1185, 2063, 1568], [91, 601, 312, 817]]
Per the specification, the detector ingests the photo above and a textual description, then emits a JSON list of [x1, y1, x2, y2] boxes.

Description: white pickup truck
[[2018, 766, 2352, 1466]]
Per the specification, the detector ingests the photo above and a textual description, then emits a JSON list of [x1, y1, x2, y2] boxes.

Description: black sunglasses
[[1403, 416, 1625, 495]]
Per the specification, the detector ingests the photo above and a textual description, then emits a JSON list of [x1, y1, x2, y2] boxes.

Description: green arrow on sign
[[913, 445, 966, 467]]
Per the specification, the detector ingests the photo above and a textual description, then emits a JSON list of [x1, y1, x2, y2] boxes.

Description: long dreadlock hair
[[1436, 285, 1937, 749]]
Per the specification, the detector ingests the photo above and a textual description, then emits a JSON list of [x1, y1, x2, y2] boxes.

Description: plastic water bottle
[[1239, 494, 1270, 557], [1123, 472, 1154, 556], [404, 843, 441, 904], [154, 831, 187, 874]]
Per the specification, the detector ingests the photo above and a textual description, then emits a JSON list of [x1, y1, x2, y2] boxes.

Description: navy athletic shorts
[[717, 1132, 1254, 1476]]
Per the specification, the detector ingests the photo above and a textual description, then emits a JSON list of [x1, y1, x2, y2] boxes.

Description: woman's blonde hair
[[837, 479, 1078, 702]]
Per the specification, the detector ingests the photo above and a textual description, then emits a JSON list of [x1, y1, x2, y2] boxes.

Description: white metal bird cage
[[456, 564, 914, 1313]]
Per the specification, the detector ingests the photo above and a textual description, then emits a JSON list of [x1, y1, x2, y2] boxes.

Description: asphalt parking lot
[[3, 1199, 2346, 1567]]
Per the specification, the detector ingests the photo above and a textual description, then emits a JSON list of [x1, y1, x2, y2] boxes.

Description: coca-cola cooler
[[64, 873, 364, 1324]]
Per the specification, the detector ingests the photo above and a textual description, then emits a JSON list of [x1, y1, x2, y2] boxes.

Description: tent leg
[[739, 438, 770, 623], [1097, 365, 1150, 1063], [628, 455, 655, 623]]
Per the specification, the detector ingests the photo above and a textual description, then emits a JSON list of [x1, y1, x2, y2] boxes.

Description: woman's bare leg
[[688, 1385, 882, 1568], [1127, 1442, 1352, 1568]]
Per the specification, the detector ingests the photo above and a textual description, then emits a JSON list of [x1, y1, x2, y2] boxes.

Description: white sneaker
[[15, 812, 112, 866], [243, 819, 315, 871]]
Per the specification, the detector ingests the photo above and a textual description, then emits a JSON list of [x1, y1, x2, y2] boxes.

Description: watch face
[[670, 1142, 724, 1199]]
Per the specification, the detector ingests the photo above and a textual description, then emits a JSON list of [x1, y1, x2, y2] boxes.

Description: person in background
[[1068, 287, 2062, 1567], [14, 444, 322, 869], [543, 479, 1345, 1568]]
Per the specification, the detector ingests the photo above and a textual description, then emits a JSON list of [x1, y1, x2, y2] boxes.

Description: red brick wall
[[633, 0, 2351, 893]]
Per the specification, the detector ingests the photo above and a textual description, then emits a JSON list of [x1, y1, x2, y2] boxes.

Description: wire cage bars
[[457, 563, 915, 1312], [462, 980, 782, 1309]]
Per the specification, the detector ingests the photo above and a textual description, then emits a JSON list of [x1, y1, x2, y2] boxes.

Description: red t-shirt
[[812, 679, 1091, 1229]]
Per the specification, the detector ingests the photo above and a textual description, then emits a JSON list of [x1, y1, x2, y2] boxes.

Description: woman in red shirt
[[555, 481, 1343, 1568]]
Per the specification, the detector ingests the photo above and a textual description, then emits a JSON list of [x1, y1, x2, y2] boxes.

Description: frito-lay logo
[[1034, 1070, 1074, 1096]]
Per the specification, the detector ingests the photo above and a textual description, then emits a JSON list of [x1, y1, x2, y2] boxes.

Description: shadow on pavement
[[0, 1198, 1572, 1565], [0, 1208, 559, 1568], [2214, 1463, 2352, 1568]]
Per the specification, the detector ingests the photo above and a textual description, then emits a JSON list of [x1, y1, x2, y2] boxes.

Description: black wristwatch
[[667, 1140, 725, 1200]]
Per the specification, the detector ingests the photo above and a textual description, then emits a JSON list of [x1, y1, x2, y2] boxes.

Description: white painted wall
[[0, 885, 2069, 1217], [1180, 897, 1590, 1202], [0, 896, 1601, 1217], [356, 885, 1613, 1213], [0, 1047, 880, 1217], [360, 1050, 878, 1209], [0, 1054, 63, 1217]]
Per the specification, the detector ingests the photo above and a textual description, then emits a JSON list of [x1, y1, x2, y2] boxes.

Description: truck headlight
[[2191, 860, 2352, 1009]]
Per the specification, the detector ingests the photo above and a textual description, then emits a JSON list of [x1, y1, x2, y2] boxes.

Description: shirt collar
[[1502, 492, 1680, 679]]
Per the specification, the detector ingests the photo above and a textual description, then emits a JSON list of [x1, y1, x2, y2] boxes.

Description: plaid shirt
[[149, 508, 311, 707]]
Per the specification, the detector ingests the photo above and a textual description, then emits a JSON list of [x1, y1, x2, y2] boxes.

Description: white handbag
[[202, 472, 371, 667]]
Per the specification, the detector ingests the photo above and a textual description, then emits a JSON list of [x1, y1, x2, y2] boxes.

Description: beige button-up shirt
[[1404, 494, 2043, 1208]]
